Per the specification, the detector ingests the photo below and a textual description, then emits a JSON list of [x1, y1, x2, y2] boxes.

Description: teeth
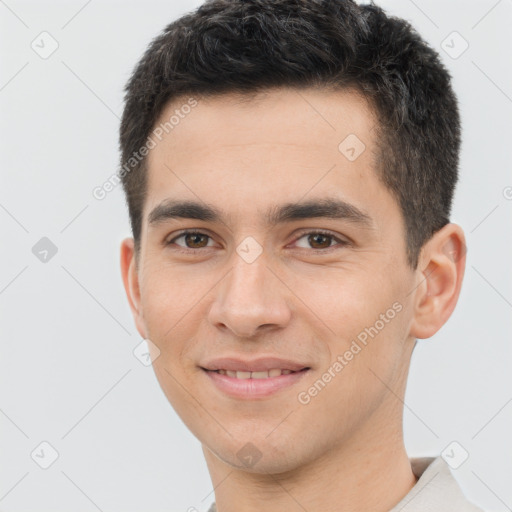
[[250, 371, 268, 379], [216, 368, 298, 379]]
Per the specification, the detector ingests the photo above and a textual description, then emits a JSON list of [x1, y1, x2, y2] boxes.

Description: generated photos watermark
[[92, 97, 198, 201], [297, 301, 403, 405]]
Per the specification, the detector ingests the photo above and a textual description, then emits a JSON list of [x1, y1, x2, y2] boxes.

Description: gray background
[[1, 0, 511, 511]]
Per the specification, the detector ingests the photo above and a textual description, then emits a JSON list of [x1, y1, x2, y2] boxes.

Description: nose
[[207, 251, 292, 339]]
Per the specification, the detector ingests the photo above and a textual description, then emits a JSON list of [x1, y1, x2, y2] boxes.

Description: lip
[[200, 356, 311, 399], [200, 356, 310, 373], [202, 367, 310, 399]]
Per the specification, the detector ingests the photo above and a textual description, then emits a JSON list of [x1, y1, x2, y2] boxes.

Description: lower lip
[[202, 368, 310, 399]]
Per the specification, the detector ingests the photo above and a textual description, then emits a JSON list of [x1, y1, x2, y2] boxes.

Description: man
[[119, 0, 484, 510]]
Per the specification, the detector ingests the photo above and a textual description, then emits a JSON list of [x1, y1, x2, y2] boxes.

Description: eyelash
[[165, 229, 348, 254]]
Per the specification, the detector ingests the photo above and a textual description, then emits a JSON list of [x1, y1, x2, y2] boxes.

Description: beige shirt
[[207, 455, 485, 512]]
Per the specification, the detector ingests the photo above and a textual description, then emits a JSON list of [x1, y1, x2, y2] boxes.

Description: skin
[[120, 87, 466, 512]]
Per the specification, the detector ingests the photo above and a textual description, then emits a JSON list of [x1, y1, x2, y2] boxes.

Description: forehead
[[151, 86, 377, 159], [143, 87, 399, 231]]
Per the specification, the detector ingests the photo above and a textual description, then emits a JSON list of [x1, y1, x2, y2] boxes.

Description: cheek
[[289, 264, 409, 382], [139, 262, 209, 337], [288, 265, 396, 337], [139, 265, 206, 416]]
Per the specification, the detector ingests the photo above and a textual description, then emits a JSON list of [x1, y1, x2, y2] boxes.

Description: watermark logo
[[236, 236, 263, 264], [32, 237, 58, 263], [236, 442, 263, 468], [133, 338, 161, 366], [338, 133, 366, 161], [441, 31, 469, 60], [31, 31, 59, 59], [31, 441, 59, 469], [441, 441, 469, 469]]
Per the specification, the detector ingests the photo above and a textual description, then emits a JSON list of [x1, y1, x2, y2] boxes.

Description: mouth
[[200, 359, 311, 399], [206, 368, 308, 379]]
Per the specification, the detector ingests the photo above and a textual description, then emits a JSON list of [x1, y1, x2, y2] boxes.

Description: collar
[[207, 455, 485, 512], [389, 456, 484, 511]]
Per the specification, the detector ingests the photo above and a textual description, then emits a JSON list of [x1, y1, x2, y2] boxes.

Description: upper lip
[[201, 357, 310, 373]]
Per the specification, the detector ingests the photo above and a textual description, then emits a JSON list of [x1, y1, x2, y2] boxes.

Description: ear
[[409, 223, 466, 340], [120, 237, 147, 339]]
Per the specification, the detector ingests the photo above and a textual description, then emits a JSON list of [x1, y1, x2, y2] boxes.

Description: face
[[122, 87, 422, 473]]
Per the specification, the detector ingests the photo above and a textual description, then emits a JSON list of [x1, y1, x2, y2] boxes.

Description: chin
[[203, 430, 309, 475]]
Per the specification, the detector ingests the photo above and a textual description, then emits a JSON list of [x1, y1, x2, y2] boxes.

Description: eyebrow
[[147, 197, 374, 228]]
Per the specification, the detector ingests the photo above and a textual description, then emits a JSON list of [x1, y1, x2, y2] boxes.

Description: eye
[[165, 229, 349, 253], [167, 230, 215, 250], [292, 230, 348, 250]]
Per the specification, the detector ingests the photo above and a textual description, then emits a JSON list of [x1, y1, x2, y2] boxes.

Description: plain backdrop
[[1, 1, 511, 511]]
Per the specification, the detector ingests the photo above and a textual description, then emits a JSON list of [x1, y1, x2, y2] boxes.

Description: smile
[[214, 368, 297, 379], [202, 367, 310, 399]]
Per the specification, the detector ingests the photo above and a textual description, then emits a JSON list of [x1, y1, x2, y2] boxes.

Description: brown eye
[[167, 230, 213, 250], [294, 230, 346, 250], [307, 233, 333, 249], [183, 232, 209, 248]]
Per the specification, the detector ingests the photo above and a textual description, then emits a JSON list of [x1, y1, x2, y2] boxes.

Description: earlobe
[[409, 224, 466, 340], [120, 237, 147, 339]]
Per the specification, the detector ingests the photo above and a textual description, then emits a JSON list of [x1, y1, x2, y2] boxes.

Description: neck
[[203, 413, 418, 512]]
